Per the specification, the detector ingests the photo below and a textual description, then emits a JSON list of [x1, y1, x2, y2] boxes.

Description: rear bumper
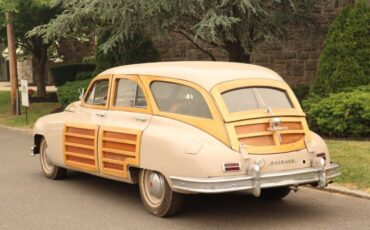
[[170, 161, 340, 196]]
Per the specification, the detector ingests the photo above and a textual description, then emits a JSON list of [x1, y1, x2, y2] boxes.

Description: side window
[[85, 80, 109, 106], [151, 81, 212, 119], [114, 78, 147, 108]]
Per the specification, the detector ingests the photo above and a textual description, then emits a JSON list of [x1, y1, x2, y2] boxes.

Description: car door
[[98, 75, 152, 179], [63, 75, 112, 173]]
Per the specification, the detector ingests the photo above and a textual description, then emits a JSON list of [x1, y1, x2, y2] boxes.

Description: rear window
[[151, 81, 212, 119], [222, 87, 292, 113]]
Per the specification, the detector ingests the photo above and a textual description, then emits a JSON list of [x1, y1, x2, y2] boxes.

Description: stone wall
[[154, 1, 354, 87]]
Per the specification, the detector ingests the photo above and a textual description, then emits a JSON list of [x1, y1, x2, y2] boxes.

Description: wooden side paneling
[[99, 126, 141, 179], [64, 123, 99, 172], [232, 117, 307, 154]]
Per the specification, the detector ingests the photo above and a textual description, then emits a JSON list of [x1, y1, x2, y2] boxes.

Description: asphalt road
[[0, 127, 369, 230]]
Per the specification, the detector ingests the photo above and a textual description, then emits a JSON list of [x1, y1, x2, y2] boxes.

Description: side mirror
[[78, 88, 85, 101]]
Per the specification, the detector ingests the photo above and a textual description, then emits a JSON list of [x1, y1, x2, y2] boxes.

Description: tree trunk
[[33, 46, 48, 97], [225, 41, 251, 63]]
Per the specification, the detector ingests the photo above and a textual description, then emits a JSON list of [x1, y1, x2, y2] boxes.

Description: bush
[[303, 85, 370, 137], [291, 85, 310, 104], [311, 1, 370, 96], [93, 32, 160, 76], [76, 71, 94, 81], [57, 79, 91, 107], [50, 63, 96, 87]]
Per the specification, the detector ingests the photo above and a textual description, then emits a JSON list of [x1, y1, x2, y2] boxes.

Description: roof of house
[[100, 61, 284, 91]]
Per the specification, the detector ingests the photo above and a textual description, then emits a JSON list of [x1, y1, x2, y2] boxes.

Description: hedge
[[56, 79, 91, 106], [50, 63, 96, 87], [311, 0, 370, 96], [303, 85, 370, 137]]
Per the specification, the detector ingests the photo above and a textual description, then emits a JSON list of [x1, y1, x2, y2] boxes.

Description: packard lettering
[[269, 159, 297, 166]]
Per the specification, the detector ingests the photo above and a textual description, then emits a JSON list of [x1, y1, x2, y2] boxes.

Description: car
[[32, 61, 340, 217]]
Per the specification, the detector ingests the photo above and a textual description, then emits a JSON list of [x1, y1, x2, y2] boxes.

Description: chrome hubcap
[[144, 171, 165, 206], [42, 143, 54, 173]]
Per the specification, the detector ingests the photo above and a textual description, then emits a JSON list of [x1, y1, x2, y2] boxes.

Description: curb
[[0, 125, 33, 135], [310, 184, 370, 200]]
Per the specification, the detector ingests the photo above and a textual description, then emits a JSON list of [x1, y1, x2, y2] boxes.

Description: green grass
[[0, 91, 61, 128], [327, 139, 370, 191]]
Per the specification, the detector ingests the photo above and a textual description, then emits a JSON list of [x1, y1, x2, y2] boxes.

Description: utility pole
[[6, 12, 20, 115]]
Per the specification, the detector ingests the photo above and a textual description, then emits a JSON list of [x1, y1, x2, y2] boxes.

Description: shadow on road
[[63, 170, 321, 222]]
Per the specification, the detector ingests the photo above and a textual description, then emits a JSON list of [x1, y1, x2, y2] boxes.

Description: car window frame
[[211, 78, 305, 122], [81, 75, 112, 110], [109, 74, 152, 114]]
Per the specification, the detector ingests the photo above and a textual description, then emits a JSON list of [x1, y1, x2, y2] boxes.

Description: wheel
[[139, 169, 183, 217], [260, 186, 291, 200], [40, 138, 67, 180]]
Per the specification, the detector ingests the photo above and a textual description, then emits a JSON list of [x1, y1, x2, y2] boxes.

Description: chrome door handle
[[135, 116, 148, 122], [96, 113, 105, 117]]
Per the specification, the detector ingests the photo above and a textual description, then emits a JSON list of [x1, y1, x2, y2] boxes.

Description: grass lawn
[[326, 139, 370, 192], [0, 91, 61, 128]]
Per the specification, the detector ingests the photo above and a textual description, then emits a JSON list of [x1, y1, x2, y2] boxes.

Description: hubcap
[[144, 171, 165, 206], [41, 143, 54, 173]]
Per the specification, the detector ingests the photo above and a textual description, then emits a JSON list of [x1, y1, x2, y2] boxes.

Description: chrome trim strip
[[170, 163, 340, 195]]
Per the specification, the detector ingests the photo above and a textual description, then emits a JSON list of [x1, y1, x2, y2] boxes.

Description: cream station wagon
[[32, 62, 340, 217]]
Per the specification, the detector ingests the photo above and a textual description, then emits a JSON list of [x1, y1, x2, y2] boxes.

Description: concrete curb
[[323, 184, 370, 200], [309, 184, 370, 200], [0, 125, 33, 135]]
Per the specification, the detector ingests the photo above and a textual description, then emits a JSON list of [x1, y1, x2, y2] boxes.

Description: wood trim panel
[[98, 126, 142, 179], [228, 117, 308, 154], [64, 123, 99, 172]]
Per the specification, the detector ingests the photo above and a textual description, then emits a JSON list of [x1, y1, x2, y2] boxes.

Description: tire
[[260, 186, 291, 200], [40, 138, 67, 180], [139, 169, 183, 217]]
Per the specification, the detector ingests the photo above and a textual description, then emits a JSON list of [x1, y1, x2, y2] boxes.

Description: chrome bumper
[[170, 162, 340, 196]]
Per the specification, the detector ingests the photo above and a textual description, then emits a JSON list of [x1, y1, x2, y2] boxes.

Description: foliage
[[31, 0, 322, 62], [311, 0, 370, 96], [93, 32, 160, 76], [0, 0, 60, 97], [291, 85, 310, 104], [50, 63, 95, 86], [303, 85, 370, 137], [56, 79, 91, 106], [76, 71, 93, 81]]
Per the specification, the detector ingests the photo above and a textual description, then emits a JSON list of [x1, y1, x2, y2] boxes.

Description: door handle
[[135, 116, 148, 122], [96, 113, 105, 117]]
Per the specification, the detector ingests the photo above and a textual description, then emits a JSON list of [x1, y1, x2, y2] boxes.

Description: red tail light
[[223, 163, 241, 172]]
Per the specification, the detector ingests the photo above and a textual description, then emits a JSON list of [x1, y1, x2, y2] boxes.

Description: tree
[[32, 0, 320, 63], [0, 0, 59, 97], [311, 0, 370, 96]]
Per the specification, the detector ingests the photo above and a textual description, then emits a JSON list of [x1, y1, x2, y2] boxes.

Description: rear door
[[98, 75, 152, 179], [211, 79, 311, 154]]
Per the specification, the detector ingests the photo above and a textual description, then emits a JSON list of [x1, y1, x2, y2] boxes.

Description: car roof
[[99, 61, 284, 91]]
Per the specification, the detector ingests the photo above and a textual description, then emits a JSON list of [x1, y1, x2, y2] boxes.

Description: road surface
[[0, 127, 369, 230]]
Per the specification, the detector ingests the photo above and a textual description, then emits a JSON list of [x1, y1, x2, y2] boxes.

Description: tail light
[[223, 163, 241, 172]]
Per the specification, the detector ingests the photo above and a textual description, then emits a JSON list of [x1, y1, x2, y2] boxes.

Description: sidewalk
[[0, 82, 57, 92]]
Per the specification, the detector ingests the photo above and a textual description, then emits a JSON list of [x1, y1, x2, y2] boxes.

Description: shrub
[[311, 1, 370, 96], [303, 85, 370, 137], [57, 79, 91, 106], [291, 85, 310, 104], [93, 32, 160, 76], [76, 71, 94, 81], [50, 63, 96, 87]]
